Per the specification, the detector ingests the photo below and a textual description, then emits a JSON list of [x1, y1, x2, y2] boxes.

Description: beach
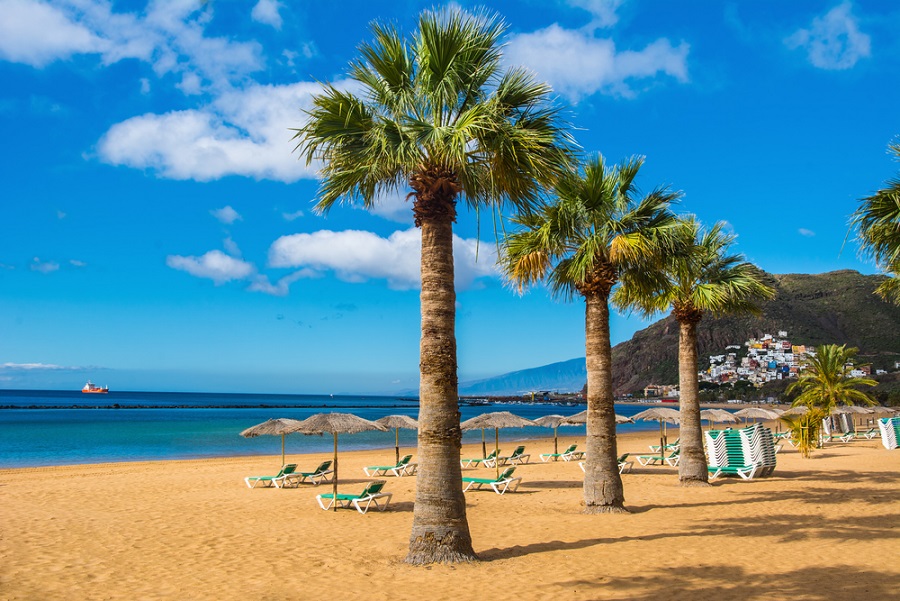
[[2, 429, 898, 601]]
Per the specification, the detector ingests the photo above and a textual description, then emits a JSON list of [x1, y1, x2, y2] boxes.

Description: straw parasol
[[781, 406, 809, 416], [533, 415, 567, 456], [239, 418, 305, 466], [734, 407, 783, 422], [290, 413, 387, 511], [559, 410, 635, 426], [460, 411, 537, 477], [699, 408, 739, 430], [631, 407, 681, 463], [375, 415, 419, 464]]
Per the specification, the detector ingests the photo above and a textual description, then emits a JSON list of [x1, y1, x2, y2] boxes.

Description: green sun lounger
[[279, 460, 334, 487], [635, 448, 680, 466], [708, 464, 758, 480], [540, 444, 583, 462], [363, 454, 418, 477], [461, 449, 499, 468], [496, 445, 531, 466], [649, 437, 680, 452], [316, 480, 392, 513], [462, 467, 521, 495], [244, 464, 298, 489], [578, 453, 633, 474]]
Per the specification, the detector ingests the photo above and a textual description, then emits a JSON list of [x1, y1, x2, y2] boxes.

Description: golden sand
[[1, 430, 898, 600]]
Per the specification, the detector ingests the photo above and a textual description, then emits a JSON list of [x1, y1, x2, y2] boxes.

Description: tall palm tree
[[501, 155, 678, 512], [292, 9, 573, 564], [615, 218, 775, 486], [852, 142, 900, 304]]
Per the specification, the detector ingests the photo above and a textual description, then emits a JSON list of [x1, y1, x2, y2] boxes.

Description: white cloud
[[222, 236, 241, 257], [211, 205, 242, 224], [97, 81, 324, 182], [1, 362, 68, 370], [251, 0, 282, 30], [248, 269, 318, 296], [785, 2, 871, 70], [365, 190, 413, 223], [268, 228, 498, 290], [166, 250, 254, 284], [69, 259, 87, 267], [0, 0, 102, 67], [282, 209, 305, 221], [139, 77, 151, 94], [798, 228, 816, 237], [30, 257, 59, 273], [0, 0, 263, 92], [506, 24, 689, 101], [567, 0, 623, 29]]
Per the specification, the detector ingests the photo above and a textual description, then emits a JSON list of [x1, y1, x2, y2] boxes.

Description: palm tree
[[852, 142, 900, 304], [785, 344, 876, 457], [292, 9, 573, 564], [501, 155, 678, 512], [615, 218, 775, 486]]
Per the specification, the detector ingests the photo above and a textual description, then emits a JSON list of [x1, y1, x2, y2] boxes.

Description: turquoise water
[[0, 390, 653, 467]]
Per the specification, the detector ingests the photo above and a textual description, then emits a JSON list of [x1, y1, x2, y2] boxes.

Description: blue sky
[[1, 0, 898, 394]]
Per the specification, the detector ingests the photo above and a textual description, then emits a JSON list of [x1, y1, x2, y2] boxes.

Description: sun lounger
[[315, 480, 392, 513], [462, 467, 521, 495], [708, 464, 758, 480], [634, 448, 680, 466], [577, 453, 633, 474], [540, 444, 584, 462], [495, 445, 531, 466], [649, 437, 680, 452], [363, 454, 417, 477], [280, 460, 334, 487], [461, 449, 499, 468], [244, 464, 297, 489]]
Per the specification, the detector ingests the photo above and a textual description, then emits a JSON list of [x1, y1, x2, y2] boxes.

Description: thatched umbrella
[[781, 406, 809, 416], [460, 411, 537, 477], [290, 413, 387, 511], [239, 418, 305, 466], [559, 410, 635, 426], [534, 415, 567, 456], [700, 408, 739, 430], [375, 414, 418, 464], [734, 407, 783, 423], [631, 407, 681, 463]]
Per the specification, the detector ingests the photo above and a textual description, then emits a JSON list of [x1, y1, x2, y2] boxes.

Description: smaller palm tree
[[615, 217, 775, 486], [501, 154, 678, 513], [852, 141, 900, 304], [785, 344, 877, 457]]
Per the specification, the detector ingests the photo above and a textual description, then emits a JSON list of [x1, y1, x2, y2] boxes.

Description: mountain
[[458, 358, 586, 396], [459, 270, 900, 397]]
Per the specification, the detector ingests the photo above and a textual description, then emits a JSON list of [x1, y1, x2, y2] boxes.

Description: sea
[[0, 389, 656, 468]]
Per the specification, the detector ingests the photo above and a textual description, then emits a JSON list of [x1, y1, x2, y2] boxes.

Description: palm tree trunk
[[406, 214, 477, 564], [677, 319, 710, 486], [582, 292, 627, 513]]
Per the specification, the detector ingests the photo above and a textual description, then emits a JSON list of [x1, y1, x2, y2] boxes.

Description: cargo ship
[[82, 381, 109, 394]]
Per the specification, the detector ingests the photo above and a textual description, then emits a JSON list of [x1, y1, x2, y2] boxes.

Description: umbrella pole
[[281, 433, 285, 466], [482, 429, 486, 459], [395, 428, 400, 465], [554, 426, 558, 455], [332, 433, 338, 512], [495, 428, 500, 479], [659, 422, 665, 463]]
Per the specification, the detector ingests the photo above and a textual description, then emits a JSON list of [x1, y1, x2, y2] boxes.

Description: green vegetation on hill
[[610, 270, 900, 396]]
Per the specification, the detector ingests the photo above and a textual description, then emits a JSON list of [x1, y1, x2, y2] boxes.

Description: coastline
[[2, 429, 898, 600]]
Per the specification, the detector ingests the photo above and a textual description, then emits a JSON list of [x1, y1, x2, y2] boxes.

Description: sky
[[1, 0, 898, 394]]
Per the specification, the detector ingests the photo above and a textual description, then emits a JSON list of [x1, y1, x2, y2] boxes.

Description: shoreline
[[2, 429, 898, 600]]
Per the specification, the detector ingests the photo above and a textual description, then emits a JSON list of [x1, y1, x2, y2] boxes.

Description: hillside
[[610, 270, 900, 394], [459, 270, 900, 397]]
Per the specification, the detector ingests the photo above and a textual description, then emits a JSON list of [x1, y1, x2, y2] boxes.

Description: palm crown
[[615, 217, 775, 321], [501, 155, 679, 297], [292, 9, 574, 219], [852, 142, 900, 304], [787, 344, 876, 410]]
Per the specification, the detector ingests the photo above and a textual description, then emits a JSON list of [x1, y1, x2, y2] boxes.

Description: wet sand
[[1, 430, 898, 600]]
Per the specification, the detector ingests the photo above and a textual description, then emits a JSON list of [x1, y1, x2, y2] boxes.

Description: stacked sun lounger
[[878, 417, 900, 450], [705, 423, 777, 480]]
